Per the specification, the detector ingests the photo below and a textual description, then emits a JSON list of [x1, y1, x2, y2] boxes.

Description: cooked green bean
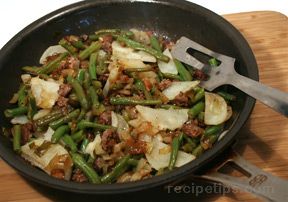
[[217, 91, 236, 101], [17, 85, 27, 107], [135, 79, 151, 99], [88, 86, 100, 115], [208, 58, 219, 67], [127, 158, 139, 167], [192, 88, 205, 103], [61, 135, 77, 152], [150, 35, 162, 52], [204, 124, 223, 136], [110, 97, 161, 105], [68, 77, 89, 110], [117, 35, 169, 62], [71, 152, 101, 184], [101, 155, 130, 183], [124, 67, 153, 73], [13, 125, 21, 153], [80, 138, 90, 153], [38, 52, 69, 74], [77, 120, 114, 131], [35, 109, 69, 128], [51, 125, 70, 143], [168, 133, 184, 170], [76, 69, 86, 84], [22, 66, 40, 74], [174, 59, 192, 81], [162, 73, 181, 80], [188, 101, 204, 118], [71, 130, 84, 143], [201, 135, 218, 150], [79, 41, 101, 60], [197, 111, 205, 122], [49, 109, 80, 130], [89, 52, 98, 80], [92, 80, 102, 89], [59, 38, 77, 54], [27, 96, 37, 120], [4, 106, 28, 118], [192, 145, 204, 157], [160, 104, 183, 109], [71, 40, 86, 49]]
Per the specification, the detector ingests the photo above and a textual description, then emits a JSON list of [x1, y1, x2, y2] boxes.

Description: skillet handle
[[201, 151, 288, 202]]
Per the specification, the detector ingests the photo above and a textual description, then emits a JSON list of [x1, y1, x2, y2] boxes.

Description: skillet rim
[[0, 0, 258, 194]]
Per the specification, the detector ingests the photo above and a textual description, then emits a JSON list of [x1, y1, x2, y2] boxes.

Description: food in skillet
[[2, 29, 235, 184]]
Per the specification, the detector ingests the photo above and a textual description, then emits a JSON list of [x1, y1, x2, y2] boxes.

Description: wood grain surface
[[0, 11, 287, 202]]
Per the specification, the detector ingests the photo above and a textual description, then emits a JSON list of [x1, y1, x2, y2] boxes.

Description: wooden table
[[0, 11, 287, 202]]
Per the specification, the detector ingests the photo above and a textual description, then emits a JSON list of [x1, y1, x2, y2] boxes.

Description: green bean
[[59, 38, 77, 54], [77, 108, 87, 122], [95, 29, 121, 35], [96, 51, 108, 76], [27, 96, 37, 120], [168, 133, 184, 170], [77, 120, 114, 131], [92, 80, 102, 89], [208, 58, 219, 67], [71, 130, 84, 143], [124, 67, 153, 73], [150, 35, 162, 52], [89, 34, 99, 41], [117, 35, 169, 62], [51, 125, 70, 143], [197, 111, 205, 122], [134, 79, 151, 99], [91, 29, 134, 39], [192, 145, 204, 157], [79, 41, 101, 60], [162, 73, 181, 80], [76, 69, 86, 84], [160, 104, 183, 109], [89, 52, 98, 80], [38, 52, 69, 74], [88, 86, 100, 115], [182, 143, 195, 153], [201, 135, 218, 150], [17, 85, 27, 107], [188, 101, 205, 118], [192, 88, 205, 103], [4, 106, 28, 118], [71, 40, 86, 49], [183, 135, 198, 149], [80, 138, 90, 153], [13, 125, 21, 153], [110, 97, 162, 105], [174, 59, 192, 81], [82, 71, 92, 91], [217, 91, 236, 101], [127, 158, 139, 167], [49, 109, 80, 130], [93, 104, 106, 116], [61, 135, 77, 152], [204, 124, 223, 136], [68, 77, 89, 110], [22, 66, 40, 74], [70, 152, 101, 184], [101, 155, 130, 183], [35, 108, 70, 128]]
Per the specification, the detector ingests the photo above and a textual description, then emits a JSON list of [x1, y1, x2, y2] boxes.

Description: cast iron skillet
[[0, 0, 257, 195]]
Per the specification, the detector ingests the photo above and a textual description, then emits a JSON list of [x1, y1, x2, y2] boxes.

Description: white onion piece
[[33, 109, 51, 120], [157, 48, 178, 75], [162, 81, 200, 100], [11, 115, 29, 125], [21, 138, 72, 180], [103, 66, 120, 97], [204, 92, 228, 125], [39, 45, 67, 64], [85, 135, 106, 158], [135, 105, 188, 131], [145, 137, 195, 170], [111, 111, 130, 140], [21, 74, 32, 84], [117, 58, 148, 69], [43, 127, 54, 141], [30, 77, 60, 109], [112, 41, 156, 62]]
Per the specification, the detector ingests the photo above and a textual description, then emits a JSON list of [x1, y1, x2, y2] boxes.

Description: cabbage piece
[[162, 81, 200, 100], [112, 41, 156, 62], [21, 138, 73, 180], [11, 115, 29, 125], [30, 77, 60, 109], [43, 127, 54, 141], [39, 45, 67, 64], [117, 58, 148, 69], [157, 48, 178, 75], [85, 134, 106, 158], [21, 74, 32, 84], [103, 66, 120, 97], [111, 111, 130, 140], [135, 105, 189, 131], [204, 92, 228, 125], [33, 109, 51, 120], [130, 28, 150, 45], [145, 137, 195, 170]]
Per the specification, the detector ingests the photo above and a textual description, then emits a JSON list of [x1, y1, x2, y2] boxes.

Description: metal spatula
[[171, 37, 288, 117]]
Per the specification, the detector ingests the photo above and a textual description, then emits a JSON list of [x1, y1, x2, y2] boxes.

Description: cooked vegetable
[[3, 28, 235, 184]]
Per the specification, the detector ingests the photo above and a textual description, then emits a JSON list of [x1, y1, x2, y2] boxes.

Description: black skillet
[[0, 0, 286, 201]]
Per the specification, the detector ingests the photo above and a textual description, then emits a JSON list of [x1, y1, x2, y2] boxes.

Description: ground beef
[[158, 79, 172, 91], [80, 60, 89, 69], [44, 54, 60, 64], [194, 69, 208, 80], [98, 111, 112, 125], [101, 129, 120, 153], [126, 138, 147, 155], [58, 84, 72, 97], [86, 132, 95, 142], [171, 92, 189, 107], [51, 169, 65, 180], [182, 121, 204, 137], [80, 34, 89, 41], [72, 168, 87, 183], [21, 123, 35, 145], [101, 35, 113, 53], [56, 96, 69, 108]]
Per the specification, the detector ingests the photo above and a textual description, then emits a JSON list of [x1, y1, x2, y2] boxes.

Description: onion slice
[[39, 45, 67, 64], [162, 81, 200, 100], [157, 48, 178, 75]]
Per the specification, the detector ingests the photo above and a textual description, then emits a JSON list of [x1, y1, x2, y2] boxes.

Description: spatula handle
[[229, 72, 288, 117]]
